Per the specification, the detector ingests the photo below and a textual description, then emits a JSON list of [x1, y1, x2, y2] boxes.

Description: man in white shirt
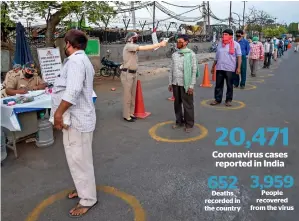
[[273, 37, 279, 61], [263, 38, 274, 69], [53, 29, 97, 217]]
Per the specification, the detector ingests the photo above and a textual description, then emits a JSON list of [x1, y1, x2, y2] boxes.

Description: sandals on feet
[[67, 190, 78, 199], [172, 124, 184, 129], [210, 100, 221, 106], [184, 127, 192, 133], [69, 201, 98, 218], [225, 101, 232, 107]]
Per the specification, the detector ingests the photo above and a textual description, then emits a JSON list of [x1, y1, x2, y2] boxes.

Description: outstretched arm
[[137, 40, 167, 51]]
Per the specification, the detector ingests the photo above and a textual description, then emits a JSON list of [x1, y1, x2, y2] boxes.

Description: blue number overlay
[[215, 127, 288, 147], [207, 176, 238, 190], [250, 175, 294, 189]]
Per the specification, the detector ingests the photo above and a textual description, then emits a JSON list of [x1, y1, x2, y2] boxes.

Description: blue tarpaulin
[[13, 22, 34, 66]]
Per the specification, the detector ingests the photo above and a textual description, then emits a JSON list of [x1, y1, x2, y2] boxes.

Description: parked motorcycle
[[166, 43, 177, 58], [209, 42, 218, 53], [100, 50, 122, 79], [193, 45, 199, 54]]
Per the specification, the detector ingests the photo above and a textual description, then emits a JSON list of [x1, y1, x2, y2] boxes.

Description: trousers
[[172, 85, 194, 128], [263, 52, 272, 68], [273, 48, 277, 60], [233, 55, 247, 87], [278, 47, 283, 57], [63, 127, 97, 206], [214, 70, 233, 103], [249, 59, 259, 75], [121, 71, 137, 119]]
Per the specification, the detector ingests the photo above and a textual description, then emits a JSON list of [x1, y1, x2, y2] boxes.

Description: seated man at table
[[2, 64, 23, 88], [5, 62, 47, 96], [1, 64, 23, 98]]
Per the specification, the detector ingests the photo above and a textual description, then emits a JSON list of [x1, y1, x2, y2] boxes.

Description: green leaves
[[7, 1, 115, 26], [5, 1, 116, 46], [262, 26, 287, 38]]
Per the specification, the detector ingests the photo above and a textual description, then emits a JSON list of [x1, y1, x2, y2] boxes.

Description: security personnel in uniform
[[2, 64, 23, 97], [121, 32, 167, 122], [6, 62, 47, 96], [2, 64, 22, 88]]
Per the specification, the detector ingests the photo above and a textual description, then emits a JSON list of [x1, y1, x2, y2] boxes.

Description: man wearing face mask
[[2, 64, 22, 88], [121, 32, 167, 122], [233, 30, 250, 89], [263, 38, 274, 69], [210, 29, 242, 107], [52, 29, 98, 217], [248, 37, 264, 77], [169, 35, 200, 133], [5, 62, 46, 96]]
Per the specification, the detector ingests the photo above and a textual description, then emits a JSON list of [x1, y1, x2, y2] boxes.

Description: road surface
[[2, 49, 299, 221]]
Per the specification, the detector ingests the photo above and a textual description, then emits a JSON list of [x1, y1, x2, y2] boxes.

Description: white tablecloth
[[1, 90, 97, 131]]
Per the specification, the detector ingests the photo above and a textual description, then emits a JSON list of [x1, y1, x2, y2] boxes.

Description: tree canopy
[[1, 2, 15, 43], [8, 1, 116, 46], [262, 26, 288, 38]]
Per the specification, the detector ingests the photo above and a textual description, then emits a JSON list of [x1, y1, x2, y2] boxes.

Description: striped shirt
[[169, 51, 197, 89], [52, 50, 96, 132]]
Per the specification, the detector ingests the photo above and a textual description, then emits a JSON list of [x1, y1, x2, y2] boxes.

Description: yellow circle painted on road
[[25, 186, 146, 221], [259, 74, 274, 78], [200, 99, 246, 110], [246, 79, 265, 83], [234, 83, 257, 90], [148, 121, 208, 143]]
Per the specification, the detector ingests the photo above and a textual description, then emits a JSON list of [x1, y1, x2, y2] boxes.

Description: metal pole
[[153, 1, 155, 30], [131, 2, 136, 30], [202, 1, 206, 35], [229, 1, 232, 28], [242, 1, 246, 29], [207, 1, 210, 35]]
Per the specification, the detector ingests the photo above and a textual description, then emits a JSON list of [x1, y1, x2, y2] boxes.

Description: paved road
[[2, 49, 299, 221]]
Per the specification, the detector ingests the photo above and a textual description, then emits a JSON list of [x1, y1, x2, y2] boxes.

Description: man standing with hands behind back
[[210, 29, 242, 107], [233, 30, 250, 89]]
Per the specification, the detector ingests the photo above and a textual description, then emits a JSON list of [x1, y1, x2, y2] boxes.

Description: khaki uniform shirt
[[3, 70, 22, 87], [6, 72, 45, 90], [122, 43, 139, 70]]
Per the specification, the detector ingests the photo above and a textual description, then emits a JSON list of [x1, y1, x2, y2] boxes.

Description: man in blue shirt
[[233, 30, 250, 89], [284, 38, 289, 51]]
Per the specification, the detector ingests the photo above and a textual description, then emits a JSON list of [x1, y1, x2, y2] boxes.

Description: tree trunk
[[45, 24, 56, 47], [45, 10, 65, 47]]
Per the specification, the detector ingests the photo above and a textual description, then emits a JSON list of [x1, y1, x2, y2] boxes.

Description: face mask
[[64, 44, 70, 57], [222, 35, 232, 42], [24, 73, 34, 79]]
